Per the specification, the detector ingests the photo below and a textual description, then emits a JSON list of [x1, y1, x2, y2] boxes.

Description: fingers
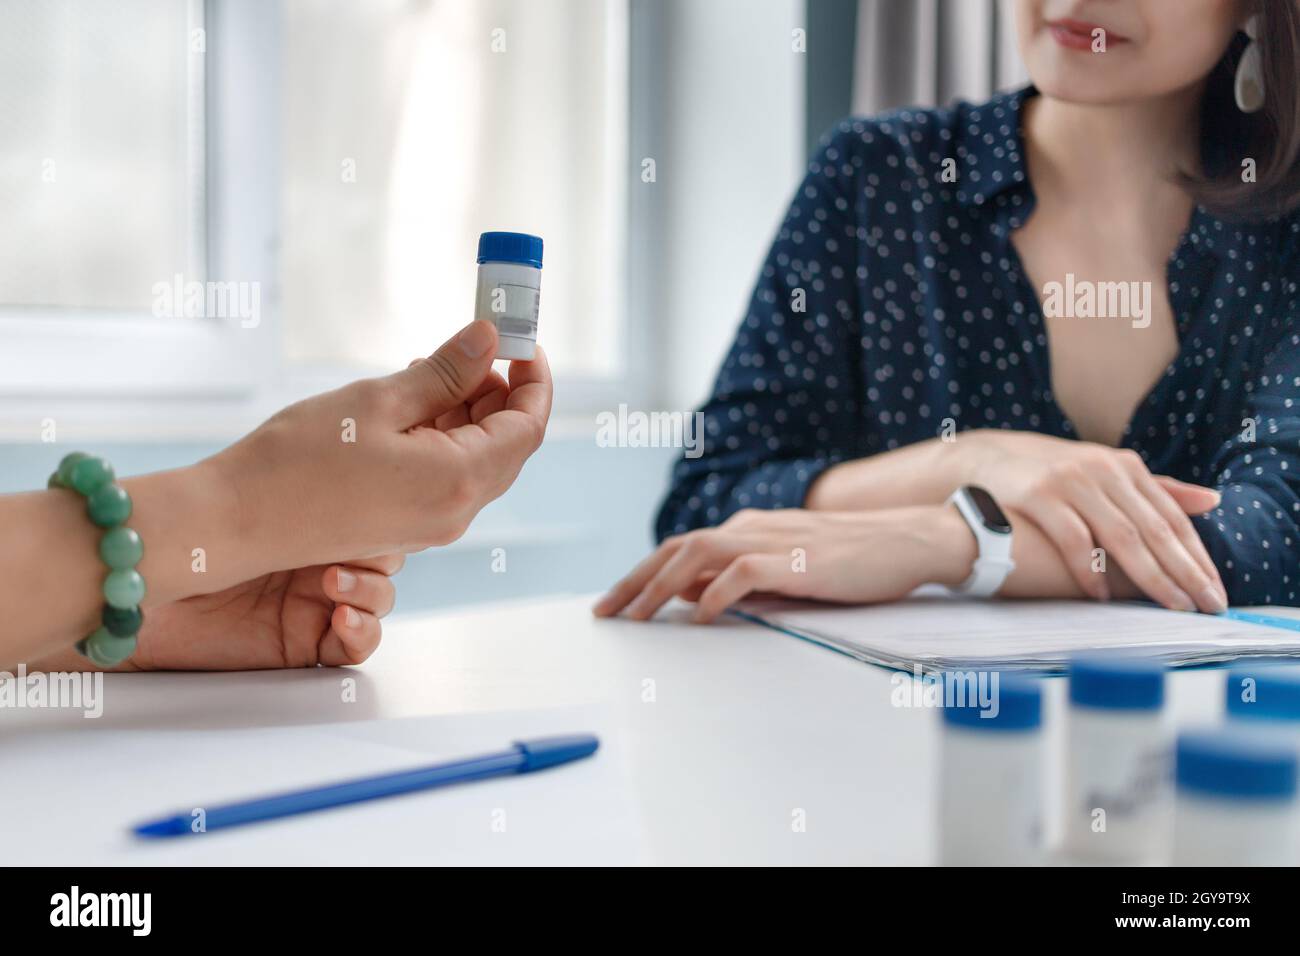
[[319, 605, 383, 666], [595, 530, 777, 623], [1154, 475, 1222, 514], [1021, 498, 1109, 600], [433, 370, 509, 431], [594, 536, 687, 617], [322, 564, 397, 617], [503, 344, 554, 422], [434, 405, 471, 432], [1067, 477, 1200, 612], [1155, 475, 1225, 592], [1106, 477, 1221, 612], [601, 526, 800, 622], [447, 344, 553, 464], [677, 569, 720, 603], [468, 381, 509, 423], [623, 533, 746, 620], [1104, 459, 1225, 612], [383, 320, 499, 429], [692, 554, 790, 623], [1138, 474, 1226, 606], [317, 561, 398, 666], [1044, 453, 1227, 614], [596, 509, 934, 624], [340, 553, 406, 575], [399, 350, 550, 545]]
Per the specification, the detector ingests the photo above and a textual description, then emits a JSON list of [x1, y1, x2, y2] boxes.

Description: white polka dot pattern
[[655, 87, 1300, 606]]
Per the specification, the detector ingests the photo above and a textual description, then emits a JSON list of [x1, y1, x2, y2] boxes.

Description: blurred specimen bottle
[[475, 231, 543, 361], [938, 672, 1043, 865], [1173, 729, 1298, 865], [1063, 655, 1171, 863], [1225, 665, 1300, 748]]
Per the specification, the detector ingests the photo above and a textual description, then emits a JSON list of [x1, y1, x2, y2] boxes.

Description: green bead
[[87, 483, 132, 527], [47, 472, 65, 489], [83, 627, 137, 667], [70, 455, 115, 496], [103, 568, 146, 609], [99, 526, 143, 569], [56, 452, 89, 486], [102, 604, 144, 637]]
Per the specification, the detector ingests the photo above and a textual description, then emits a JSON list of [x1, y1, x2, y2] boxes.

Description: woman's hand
[[805, 429, 1228, 613], [130, 555, 403, 670], [208, 319, 552, 581], [0, 318, 553, 669], [953, 430, 1225, 612], [27, 555, 402, 672], [594, 506, 976, 624]]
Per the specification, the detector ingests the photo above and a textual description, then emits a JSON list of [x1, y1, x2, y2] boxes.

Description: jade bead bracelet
[[48, 452, 145, 667]]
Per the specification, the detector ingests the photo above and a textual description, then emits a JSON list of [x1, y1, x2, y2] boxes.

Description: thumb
[[1154, 475, 1221, 514], [384, 320, 498, 427]]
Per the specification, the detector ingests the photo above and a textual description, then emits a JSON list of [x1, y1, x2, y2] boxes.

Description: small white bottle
[[474, 231, 543, 361], [1225, 665, 1300, 749], [938, 673, 1044, 866], [1063, 655, 1172, 863], [1172, 729, 1299, 865]]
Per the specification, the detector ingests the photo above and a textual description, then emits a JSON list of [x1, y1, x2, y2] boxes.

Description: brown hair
[[1189, 0, 1300, 220]]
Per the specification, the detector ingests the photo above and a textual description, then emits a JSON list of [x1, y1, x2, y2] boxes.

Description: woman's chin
[[1024, 63, 1151, 107]]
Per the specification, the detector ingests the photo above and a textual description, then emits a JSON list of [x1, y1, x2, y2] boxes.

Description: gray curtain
[[851, 0, 1028, 114]]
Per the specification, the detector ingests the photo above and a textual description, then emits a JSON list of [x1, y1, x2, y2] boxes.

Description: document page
[[738, 592, 1300, 672]]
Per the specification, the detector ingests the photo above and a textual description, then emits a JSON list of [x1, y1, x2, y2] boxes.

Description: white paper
[[738, 590, 1300, 673], [2, 706, 647, 865]]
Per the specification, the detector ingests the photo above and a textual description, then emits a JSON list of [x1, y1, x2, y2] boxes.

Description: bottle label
[[489, 282, 539, 339]]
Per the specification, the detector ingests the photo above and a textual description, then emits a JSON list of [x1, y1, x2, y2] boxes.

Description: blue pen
[[133, 734, 599, 838]]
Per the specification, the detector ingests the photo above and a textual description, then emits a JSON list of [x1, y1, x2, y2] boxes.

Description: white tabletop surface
[[3, 594, 1267, 865]]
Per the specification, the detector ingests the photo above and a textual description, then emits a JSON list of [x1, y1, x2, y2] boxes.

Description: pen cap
[[1068, 654, 1165, 711], [941, 672, 1041, 732], [515, 734, 599, 771], [1176, 729, 1298, 801], [1225, 665, 1300, 722]]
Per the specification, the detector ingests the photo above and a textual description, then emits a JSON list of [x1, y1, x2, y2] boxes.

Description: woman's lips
[[1046, 18, 1128, 50]]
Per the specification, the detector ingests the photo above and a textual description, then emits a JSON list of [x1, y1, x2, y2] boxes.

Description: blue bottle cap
[[941, 673, 1042, 731], [1068, 655, 1165, 711], [1225, 666, 1300, 722], [1176, 729, 1298, 800], [477, 231, 543, 268]]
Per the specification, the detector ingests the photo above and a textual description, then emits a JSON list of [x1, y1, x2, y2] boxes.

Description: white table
[[4, 595, 1243, 865]]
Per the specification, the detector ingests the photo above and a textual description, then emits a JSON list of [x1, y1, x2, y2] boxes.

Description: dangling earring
[[1235, 14, 1265, 113]]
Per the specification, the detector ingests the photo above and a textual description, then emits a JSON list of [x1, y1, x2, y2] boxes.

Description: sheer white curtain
[[282, 0, 624, 378], [851, 0, 1028, 113]]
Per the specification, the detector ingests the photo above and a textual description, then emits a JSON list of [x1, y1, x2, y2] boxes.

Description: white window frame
[[0, 0, 640, 441], [0, 0, 267, 403]]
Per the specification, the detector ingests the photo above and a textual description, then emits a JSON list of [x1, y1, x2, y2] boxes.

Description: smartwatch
[[946, 485, 1015, 597]]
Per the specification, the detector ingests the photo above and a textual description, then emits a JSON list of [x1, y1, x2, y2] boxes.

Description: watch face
[[966, 485, 1011, 534]]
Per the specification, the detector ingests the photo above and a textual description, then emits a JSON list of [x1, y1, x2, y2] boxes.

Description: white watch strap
[[948, 488, 1015, 597], [958, 555, 1014, 597]]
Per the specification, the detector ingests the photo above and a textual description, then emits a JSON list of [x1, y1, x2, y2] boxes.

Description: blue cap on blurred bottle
[[941, 673, 1041, 731], [1176, 729, 1297, 800], [1225, 666, 1300, 722], [1069, 655, 1165, 711], [477, 231, 543, 268]]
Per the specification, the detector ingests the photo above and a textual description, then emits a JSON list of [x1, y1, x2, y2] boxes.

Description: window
[[0, 0, 262, 399], [1, 0, 630, 420]]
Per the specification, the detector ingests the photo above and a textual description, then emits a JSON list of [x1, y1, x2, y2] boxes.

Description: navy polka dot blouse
[[656, 87, 1300, 606]]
